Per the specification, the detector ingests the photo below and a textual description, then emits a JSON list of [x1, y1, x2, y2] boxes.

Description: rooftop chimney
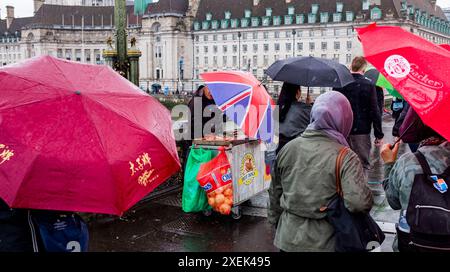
[[34, 0, 45, 14], [253, 0, 260, 6], [6, 6, 14, 29], [430, 0, 436, 8], [286, 0, 292, 3]]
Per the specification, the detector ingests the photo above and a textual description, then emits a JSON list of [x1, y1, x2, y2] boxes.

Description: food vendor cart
[[193, 136, 271, 219]]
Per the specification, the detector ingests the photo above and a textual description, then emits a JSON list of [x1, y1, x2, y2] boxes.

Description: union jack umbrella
[[200, 71, 275, 143]]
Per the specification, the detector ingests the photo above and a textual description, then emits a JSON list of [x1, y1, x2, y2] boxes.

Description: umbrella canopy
[[265, 56, 354, 88], [440, 44, 450, 51], [357, 23, 450, 141], [364, 68, 402, 98], [0, 56, 180, 216], [200, 71, 275, 143]]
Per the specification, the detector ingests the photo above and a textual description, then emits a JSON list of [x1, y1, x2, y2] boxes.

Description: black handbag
[[322, 147, 385, 252]]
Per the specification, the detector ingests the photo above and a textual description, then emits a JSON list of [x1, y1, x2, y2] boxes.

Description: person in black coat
[[334, 57, 384, 171], [276, 82, 312, 154]]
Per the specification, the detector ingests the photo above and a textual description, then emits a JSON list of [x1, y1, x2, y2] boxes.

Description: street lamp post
[[238, 31, 242, 70], [192, 33, 195, 93], [292, 29, 296, 57]]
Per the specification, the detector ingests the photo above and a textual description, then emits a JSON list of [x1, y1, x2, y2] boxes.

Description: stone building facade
[[0, 0, 449, 94]]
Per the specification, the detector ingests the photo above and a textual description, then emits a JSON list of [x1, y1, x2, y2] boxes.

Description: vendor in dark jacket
[[334, 56, 384, 171]]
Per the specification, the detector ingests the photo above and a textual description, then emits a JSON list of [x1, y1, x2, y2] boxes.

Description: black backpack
[[400, 151, 450, 252]]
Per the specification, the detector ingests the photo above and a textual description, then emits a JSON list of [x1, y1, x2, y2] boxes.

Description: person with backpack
[[269, 91, 373, 252], [381, 106, 450, 252], [0, 198, 89, 252]]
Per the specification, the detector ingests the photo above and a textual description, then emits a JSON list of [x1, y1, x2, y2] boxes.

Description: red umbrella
[[357, 23, 450, 141], [440, 44, 450, 51], [0, 56, 180, 216]]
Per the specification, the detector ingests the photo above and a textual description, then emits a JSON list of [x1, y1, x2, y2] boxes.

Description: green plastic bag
[[182, 147, 217, 213]]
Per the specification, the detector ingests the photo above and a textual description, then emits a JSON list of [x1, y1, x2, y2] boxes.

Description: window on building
[[346, 11, 354, 22], [296, 14, 305, 24], [264, 55, 269, 66], [263, 32, 269, 39], [223, 56, 227, 66], [333, 54, 340, 61], [264, 44, 269, 52], [273, 16, 281, 25], [288, 6, 295, 15], [333, 13, 342, 22], [204, 46, 208, 53], [309, 42, 315, 50], [223, 45, 228, 53], [65, 49, 72, 61], [286, 31, 292, 38], [213, 45, 218, 53], [309, 30, 314, 37], [95, 50, 101, 64], [213, 35, 217, 41], [232, 33, 237, 40], [346, 54, 352, 64], [85, 49, 91, 62], [204, 56, 209, 65], [297, 42, 303, 51], [320, 12, 329, 23], [334, 41, 340, 50], [195, 35, 199, 42], [337, 2, 343, 13], [308, 13, 317, 23], [312, 4, 319, 14], [362, 0, 369, 11], [253, 32, 258, 39], [245, 9, 251, 18], [243, 32, 248, 40], [321, 42, 327, 50], [274, 31, 280, 38], [253, 55, 257, 66], [371, 7, 382, 20], [223, 34, 228, 40], [286, 43, 292, 51], [233, 45, 238, 53], [225, 11, 231, 19], [243, 44, 248, 52], [297, 30, 303, 37], [347, 41, 352, 50], [347, 28, 353, 35], [266, 8, 272, 17], [57, 49, 63, 59], [253, 44, 258, 52], [204, 35, 208, 42], [233, 56, 237, 66], [275, 43, 280, 51], [195, 57, 199, 65], [196, 46, 199, 54]]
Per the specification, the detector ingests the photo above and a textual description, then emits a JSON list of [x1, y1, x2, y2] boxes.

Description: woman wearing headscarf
[[381, 106, 450, 252], [269, 91, 373, 252], [276, 82, 313, 154]]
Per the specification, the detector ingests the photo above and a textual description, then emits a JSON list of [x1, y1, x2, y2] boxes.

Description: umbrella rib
[[48, 57, 77, 92], [81, 95, 180, 165]]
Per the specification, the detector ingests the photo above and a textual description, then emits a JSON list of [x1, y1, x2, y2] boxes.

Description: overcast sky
[[1, 0, 450, 18]]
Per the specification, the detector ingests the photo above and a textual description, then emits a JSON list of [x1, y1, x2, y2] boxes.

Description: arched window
[[151, 22, 161, 33], [370, 7, 382, 20]]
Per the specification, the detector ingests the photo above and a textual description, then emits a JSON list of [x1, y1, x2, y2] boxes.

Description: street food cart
[[193, 135, 271, 219]]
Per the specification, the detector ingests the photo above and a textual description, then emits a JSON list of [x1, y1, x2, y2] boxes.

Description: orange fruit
[[224, 188, 233, 197], [219, 203, 231, 215], [208, 197, 215, 207], [215, 194, 225, 206]]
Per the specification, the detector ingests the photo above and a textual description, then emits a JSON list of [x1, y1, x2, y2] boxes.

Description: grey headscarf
[[306, 91, 353, 146]]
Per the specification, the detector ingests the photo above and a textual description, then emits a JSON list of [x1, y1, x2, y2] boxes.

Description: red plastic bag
[[197, 147, 234, 215]]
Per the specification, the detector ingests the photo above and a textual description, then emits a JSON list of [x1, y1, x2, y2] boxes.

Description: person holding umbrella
[[381, 107, 450, 252], [276, 82, 312, 154], [334, 56, 384, 172]]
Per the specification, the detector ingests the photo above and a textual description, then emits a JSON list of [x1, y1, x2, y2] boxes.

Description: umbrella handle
[[390, 120, 416, 150]]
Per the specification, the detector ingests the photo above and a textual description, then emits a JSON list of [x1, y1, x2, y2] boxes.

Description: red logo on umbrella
[[409, 64, 444, 90]]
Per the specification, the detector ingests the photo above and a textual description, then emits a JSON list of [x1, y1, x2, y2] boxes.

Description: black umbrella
[[266, 56, 355, 89]]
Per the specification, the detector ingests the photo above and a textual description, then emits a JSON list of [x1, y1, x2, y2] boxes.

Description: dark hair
[[193, 85, 206, 97], [278, 82, 300, 122]]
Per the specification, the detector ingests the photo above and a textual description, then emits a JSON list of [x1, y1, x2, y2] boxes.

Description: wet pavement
[[88, 114, 404, 252]]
